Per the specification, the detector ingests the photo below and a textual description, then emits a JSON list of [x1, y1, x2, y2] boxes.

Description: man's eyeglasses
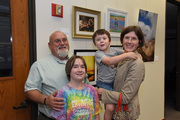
[[52, 38, 67, 44]]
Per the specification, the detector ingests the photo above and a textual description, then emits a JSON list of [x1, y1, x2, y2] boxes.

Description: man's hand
[[46, 90, 65, 111]]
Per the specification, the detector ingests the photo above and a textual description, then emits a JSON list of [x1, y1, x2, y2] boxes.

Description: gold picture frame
[[72, 6, 101, 39]]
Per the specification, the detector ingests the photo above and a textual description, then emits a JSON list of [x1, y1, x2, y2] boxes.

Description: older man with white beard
[[24, 31, 89, 120]]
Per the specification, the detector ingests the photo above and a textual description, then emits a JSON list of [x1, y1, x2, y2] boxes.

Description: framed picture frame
[[110, 45, 123, 51], [74, 49, 97, 86], [106, 8, 128, 38], [72, 6, 101, 39]]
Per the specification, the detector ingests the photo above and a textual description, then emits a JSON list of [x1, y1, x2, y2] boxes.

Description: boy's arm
[[101, 52, 137, 65]]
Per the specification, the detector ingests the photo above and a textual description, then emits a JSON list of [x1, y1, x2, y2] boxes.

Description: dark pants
[[37, 112, 55, 120]]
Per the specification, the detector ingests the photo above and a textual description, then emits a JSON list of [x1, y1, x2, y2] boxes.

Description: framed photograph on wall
[[110, 45, 123, 51], [74, 49, 97, 86], [138, 9, 158, 62], [106, 8, 128, 37], [72, 6, 101, 39]]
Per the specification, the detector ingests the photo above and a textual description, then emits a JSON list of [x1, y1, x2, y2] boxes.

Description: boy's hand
[[138, 53, 143, 59], [125, 52, 137, 59], [97, 88, 104, 95], [97, 88, 104, 101]]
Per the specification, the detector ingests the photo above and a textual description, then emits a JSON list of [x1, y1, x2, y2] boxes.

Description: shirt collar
[[50, 54, 69, 64]]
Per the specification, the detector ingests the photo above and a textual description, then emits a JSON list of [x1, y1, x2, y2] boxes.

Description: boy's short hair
[[65, 55, 87, 81], [92, 29, 111, 45]]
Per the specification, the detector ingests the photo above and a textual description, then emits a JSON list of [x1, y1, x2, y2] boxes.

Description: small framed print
[[106, 8, 128, 37], [74, 49, 97, 86], [72, 6, 101, 39]]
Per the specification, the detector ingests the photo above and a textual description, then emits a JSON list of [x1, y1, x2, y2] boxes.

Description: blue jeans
[[96, 80, 114, 91]]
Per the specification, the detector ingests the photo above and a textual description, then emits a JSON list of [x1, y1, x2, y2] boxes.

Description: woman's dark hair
[[120, 26, 145, 48], [92, 29, 111, 45], [65, 55, 87, 81]]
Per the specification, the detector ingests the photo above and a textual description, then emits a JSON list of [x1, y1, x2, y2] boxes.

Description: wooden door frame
[[28, 0, 38, 119], [28, 0, 37, 65]]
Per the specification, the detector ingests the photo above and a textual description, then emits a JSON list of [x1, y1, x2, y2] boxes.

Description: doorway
[[165, 1, 180, 119]]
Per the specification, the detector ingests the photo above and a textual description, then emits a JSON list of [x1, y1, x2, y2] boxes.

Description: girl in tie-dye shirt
[[51, 55, 101, 120]]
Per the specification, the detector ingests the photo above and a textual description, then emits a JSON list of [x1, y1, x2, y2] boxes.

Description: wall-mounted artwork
[[72, 6, 101, 39], [106, 8, 128, 37], [138, 9, 158, 62], [51, 3, 63, 18], [74, 50, 97, 86], [110, 45, 123, 51]]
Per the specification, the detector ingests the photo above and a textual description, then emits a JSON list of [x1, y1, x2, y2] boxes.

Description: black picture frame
[[110, 45, 123, 51], [74, 49, 97, 85]]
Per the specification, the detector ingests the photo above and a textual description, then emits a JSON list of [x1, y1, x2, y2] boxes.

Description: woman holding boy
[[97, 25, 145, 120]]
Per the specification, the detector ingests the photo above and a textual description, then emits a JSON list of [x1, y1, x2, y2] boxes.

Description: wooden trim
[[28, 0, 38, 120], [0, 76, 14, 81], [28, 0, 37, 65]]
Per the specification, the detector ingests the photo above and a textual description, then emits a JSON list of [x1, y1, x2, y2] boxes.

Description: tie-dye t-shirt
[[50, 84, 101, 120]]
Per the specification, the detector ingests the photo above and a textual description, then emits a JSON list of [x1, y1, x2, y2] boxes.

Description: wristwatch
[[44, 97, 47, 105]]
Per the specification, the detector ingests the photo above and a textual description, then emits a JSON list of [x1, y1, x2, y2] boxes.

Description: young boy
[[50, 55, 101, 120], [92, 29, 137, 120]]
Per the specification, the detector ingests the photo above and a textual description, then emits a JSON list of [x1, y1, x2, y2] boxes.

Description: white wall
[[35, 0, 165, 119]]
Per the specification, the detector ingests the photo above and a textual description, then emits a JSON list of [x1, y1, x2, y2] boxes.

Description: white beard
[[57, 48, 69, 58]]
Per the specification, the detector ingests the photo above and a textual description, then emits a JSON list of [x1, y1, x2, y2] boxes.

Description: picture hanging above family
[[74, 50, 97, 86], [72, 6, 101, 39], [106, 8, 128, 37], [110, 45, 123, 51], [138, 9, 158, 62]]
